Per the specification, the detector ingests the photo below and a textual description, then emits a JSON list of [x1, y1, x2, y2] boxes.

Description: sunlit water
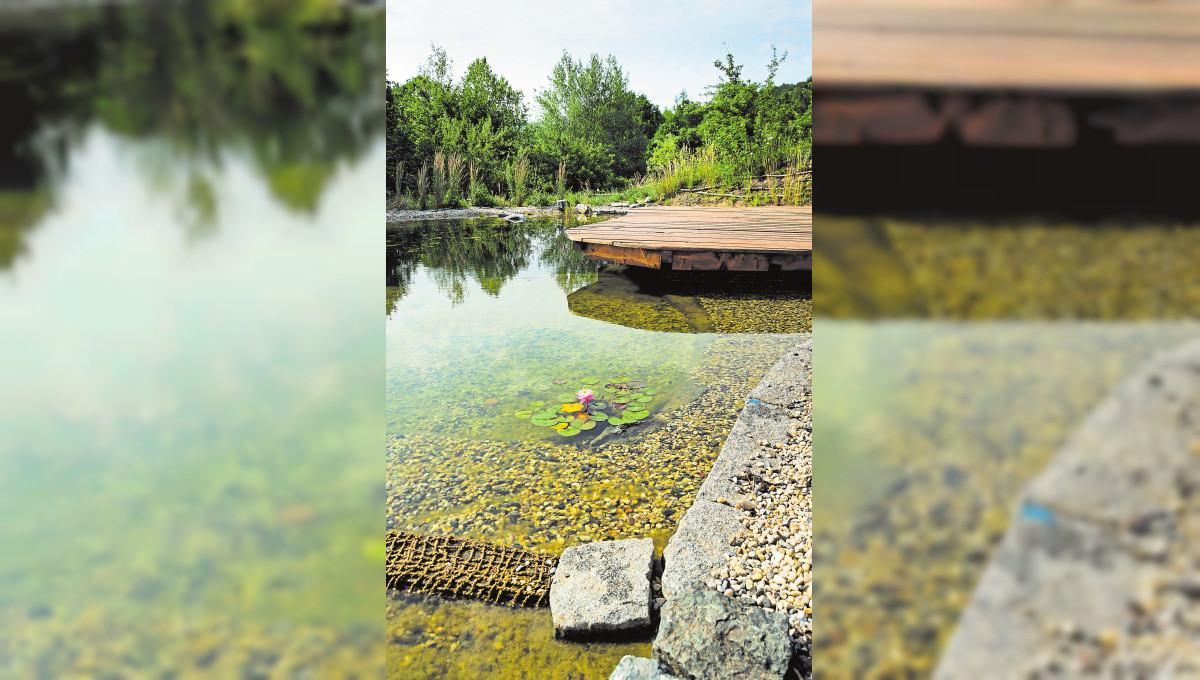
[[386, 218, 810, 679], [814, 216, 1200, 678], [0, 4, 383, 677]]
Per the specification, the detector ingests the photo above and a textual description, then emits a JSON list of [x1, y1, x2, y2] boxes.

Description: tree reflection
[[385, 218, 602, 312], [0, 0, 383, 269]]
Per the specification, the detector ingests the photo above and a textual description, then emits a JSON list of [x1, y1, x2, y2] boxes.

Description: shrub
[[470, 184, 497, 207]]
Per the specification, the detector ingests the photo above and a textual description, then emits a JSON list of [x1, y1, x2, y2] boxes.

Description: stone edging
[[934, 337, 1200, 679], [661, 336, 813, 600], [606, 337, 812, 680]]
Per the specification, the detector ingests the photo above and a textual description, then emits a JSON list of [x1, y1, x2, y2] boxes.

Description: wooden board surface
[[566, 206, 812, 253], [816, 2, 1200, 91]]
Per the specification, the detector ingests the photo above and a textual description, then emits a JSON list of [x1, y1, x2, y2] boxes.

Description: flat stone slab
[[608, 655, 682, 680], [747, 338, 812, 408], [550, 537, 654, 638], [934, 338, 1200, 679], [653, 588, 792, 680], [661, 500, 743, 599]]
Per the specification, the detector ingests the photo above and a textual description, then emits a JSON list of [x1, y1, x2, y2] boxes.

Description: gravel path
[[705, 366, 813, 677]]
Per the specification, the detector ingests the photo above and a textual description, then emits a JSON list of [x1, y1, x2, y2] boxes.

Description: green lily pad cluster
[[513, 375, 658, 436]]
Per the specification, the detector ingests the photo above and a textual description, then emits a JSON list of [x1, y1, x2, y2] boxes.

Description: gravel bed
[[705, 387, 813, 676]]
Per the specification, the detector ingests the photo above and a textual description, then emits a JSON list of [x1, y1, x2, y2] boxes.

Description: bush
[[469, 185, 497, 207], [527, 191, 554, 207]]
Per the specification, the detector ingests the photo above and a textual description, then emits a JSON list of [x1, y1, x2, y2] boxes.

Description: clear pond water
[[385, 217, 811, 679], [0, 4, 384, 677], [813, 215, 1200, 678]]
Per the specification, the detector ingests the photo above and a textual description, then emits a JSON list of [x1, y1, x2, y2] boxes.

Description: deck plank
[[566, 206, 811, 271], [816, 2, 1200, 90]]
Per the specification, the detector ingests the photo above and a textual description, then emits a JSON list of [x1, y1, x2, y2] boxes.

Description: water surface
[[386, 217, 811, 679], [0, 4, 384, 676]]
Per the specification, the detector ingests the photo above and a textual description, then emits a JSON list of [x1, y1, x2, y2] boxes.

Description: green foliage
[[528, 52, 654, 191], [469, 184, 497, 207], [388, 45, 526, 200], [387, 44, 811, 206]]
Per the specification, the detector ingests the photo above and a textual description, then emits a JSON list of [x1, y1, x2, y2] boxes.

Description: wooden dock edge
[[571, 241, 812, 272]]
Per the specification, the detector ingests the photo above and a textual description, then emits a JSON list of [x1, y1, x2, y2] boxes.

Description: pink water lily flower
[[576, 388, 595, 404]]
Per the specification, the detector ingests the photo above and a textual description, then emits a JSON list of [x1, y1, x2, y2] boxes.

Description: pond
[[813, 215, 1200, 678], [0, 3, 384, 677], [385, 217, 811, 679]]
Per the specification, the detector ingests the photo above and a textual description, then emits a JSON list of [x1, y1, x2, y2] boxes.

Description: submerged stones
[[608, 655, 681, 680], [550, 538, 655, 638], [653, 588, 793, 680]]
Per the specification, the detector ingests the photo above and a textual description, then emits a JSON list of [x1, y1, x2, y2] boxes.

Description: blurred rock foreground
[[937, 338, 1200, 678]]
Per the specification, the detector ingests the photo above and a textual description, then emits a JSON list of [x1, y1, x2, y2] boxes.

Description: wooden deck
[[566, 206, 812, 272], [816, 2, 1200, 91]]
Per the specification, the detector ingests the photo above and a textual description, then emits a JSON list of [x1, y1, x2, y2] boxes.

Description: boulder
[[661, 500, 742, 599], [550, 537, 654, 638], [653, 589, 792, 680], [608, 655, 681, 680], [552, 199, 567, 211], [576, 203, 592, 214]]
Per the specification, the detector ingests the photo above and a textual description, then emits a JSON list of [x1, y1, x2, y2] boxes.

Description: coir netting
[[385, 530, 558, 607]]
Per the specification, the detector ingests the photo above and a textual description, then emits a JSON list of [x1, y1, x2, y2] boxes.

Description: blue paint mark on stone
[[747, 398, 761, 405], [1021, 502, 1056, 524]]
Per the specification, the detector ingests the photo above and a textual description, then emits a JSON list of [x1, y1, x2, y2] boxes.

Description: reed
[[446, 151, 464, 205], [432, 150, 445, 209], [511, 153, 529, 206], [416, 162, 429, 210]]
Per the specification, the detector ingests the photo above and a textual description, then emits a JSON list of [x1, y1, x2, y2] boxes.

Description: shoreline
[[611, 336, 813, 679]]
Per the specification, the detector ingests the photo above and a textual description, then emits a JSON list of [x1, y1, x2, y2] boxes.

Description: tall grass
[[511, 153, 529, 206], [432, 151, 445, 209], [555, 161, 566, 198], [416, 162, 429, 210], [446, 151, 464, 205], [394, 161, 405, 198], [468, 161, 479, 202]]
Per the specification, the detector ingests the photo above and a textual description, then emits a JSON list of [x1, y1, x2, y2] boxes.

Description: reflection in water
[[386, 218, 809, 678], [0, 3, 383, 677], [814, 216, 1200, 678]]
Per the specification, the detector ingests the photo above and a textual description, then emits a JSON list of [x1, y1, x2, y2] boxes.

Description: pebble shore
[[705, 364, 814, 676]]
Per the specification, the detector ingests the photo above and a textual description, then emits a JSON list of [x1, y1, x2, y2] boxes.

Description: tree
[[532, 52, 650, 188]]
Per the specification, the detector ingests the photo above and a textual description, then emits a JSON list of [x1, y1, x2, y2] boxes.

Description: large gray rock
[[747, 339, 812, 408], [653, 589, 792, 680], [550, 537, 654, 638], [608, 655, 681, 680], [576, 203, 592, 214], [661, 500, 742, 599], [934, 338, 1200, 679], [552, 199, 567, 211]]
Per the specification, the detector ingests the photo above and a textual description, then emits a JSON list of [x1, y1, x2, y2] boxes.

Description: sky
[[386, 0, 811, 113]]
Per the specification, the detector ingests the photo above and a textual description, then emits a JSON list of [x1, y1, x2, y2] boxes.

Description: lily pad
[[627, 380, 647, 389], [578, 420, 597, 431], [607, 417, 626, 426], [515, 410, 532, 418], [624, 403, 646, 412], [579, 378, 597, 385], [555, 393, 575, 403], [615, 376, 629, 381], [558, 427, 581, 437], [642, 389, 656, 396], [612, 397, 630, 405], [623, 410, 649, 420], [589, 401, 608, 411], [553, 422, 569, 430], [638, 396, 653, 402], [590, 412, 609, 421], [529, 400, 546, 409], [553, 378, 568, 385]]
